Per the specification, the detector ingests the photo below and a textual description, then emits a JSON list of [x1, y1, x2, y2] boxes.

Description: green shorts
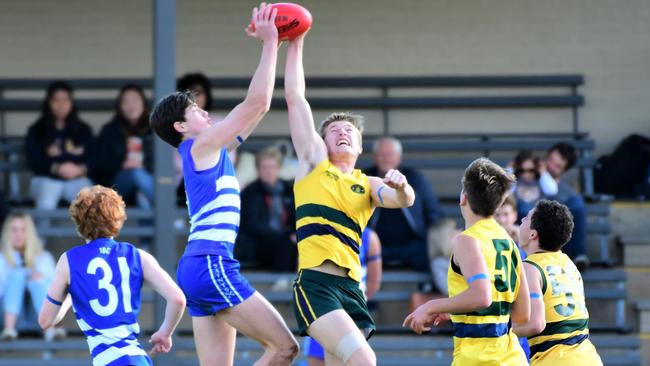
[[292, 269, 375, 338]]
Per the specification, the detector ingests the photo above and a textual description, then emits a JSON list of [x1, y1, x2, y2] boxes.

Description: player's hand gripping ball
[[250, 2, 312, 41]]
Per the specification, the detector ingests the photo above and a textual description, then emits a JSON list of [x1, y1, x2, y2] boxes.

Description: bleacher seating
[[0, 75, 640, 365]]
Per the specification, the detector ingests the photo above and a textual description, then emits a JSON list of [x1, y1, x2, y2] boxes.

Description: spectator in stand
[[237, 147, 297, 272], [175, 73, 214, 206], [426, 218, 458, 296], [0, 212, 65, 341], [93, 85, 154, 208], [510, 150, 558, 221], [495, 194, 521, 244], [493, 195, 531, 361], [24, 81, 93, 210], [364, 137, 441, 272], [545, 142, 589, 270]]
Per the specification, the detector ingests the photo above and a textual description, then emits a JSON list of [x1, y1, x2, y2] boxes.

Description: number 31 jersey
[[67, 238, 151, 366], [524, 251, 602, 365], [447, 218, 527, 366]]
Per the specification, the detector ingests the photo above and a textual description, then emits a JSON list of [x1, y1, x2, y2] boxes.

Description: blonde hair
[[317, 112, 365, 138], [0, 212, 44, 268], [69, 185, 127, 241]]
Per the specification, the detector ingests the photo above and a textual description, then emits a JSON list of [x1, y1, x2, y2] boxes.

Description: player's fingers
[[269, 7, 278, 23], [402, 313, 412, 327], [422, 326, 431, 332], [251, 7, 258, 22]]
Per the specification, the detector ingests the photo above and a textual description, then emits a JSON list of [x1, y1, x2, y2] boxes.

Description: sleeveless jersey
[[179, 139, 240, 257], [67, 238, 150, 366], [294, 159, 373, 282], [447, 218, 526, 366], [525, 252, 602, 365]]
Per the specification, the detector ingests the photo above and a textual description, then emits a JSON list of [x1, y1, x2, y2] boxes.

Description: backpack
[[595, 134, 650, 198]]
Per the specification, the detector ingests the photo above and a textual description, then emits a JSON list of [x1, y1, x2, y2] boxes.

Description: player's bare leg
[[307, 309, 375, 366], [219, 292, 299, 365]]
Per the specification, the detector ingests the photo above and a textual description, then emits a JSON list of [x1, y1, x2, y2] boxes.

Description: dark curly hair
[[149, 91, 195, 147], [462, 158, 516, 217], [69, 186, 127, 241], [531, 199, 574, 251]]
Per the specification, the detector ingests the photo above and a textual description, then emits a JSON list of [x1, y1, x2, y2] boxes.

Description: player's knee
[[335, 331, 374, 366], [346, 345, 376, 366], [267, 337, 299, 363]]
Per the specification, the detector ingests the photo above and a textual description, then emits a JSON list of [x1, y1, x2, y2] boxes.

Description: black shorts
[[292, 269, 375, 338]]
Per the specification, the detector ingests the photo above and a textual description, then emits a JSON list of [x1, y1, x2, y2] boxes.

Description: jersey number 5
[[87, 257, 133, 317], [492, 239, 518, 293]]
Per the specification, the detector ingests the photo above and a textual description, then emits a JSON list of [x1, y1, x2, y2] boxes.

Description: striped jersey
[[525, 251, 602, 365], [294, 159, 374, 282], [447, 218, 527, 366], [179, 139, 240, 257], [67, 238, 150, 366], [359, 228, 370, 293]]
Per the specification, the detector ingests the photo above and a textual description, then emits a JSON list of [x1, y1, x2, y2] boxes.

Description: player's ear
[[529, 228, 539, 241], [173, 121, 186, 133], [459, 191, 468, 206]]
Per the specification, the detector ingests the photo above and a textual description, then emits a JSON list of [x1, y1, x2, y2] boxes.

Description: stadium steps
[[0, 334, 640, 366]]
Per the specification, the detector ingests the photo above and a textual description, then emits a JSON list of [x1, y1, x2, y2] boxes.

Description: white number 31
[[87, 257, 133, 316]]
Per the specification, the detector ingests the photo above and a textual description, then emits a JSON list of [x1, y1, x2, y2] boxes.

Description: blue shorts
[[177, 254, 255, 316], [303, 336, 325, 360]]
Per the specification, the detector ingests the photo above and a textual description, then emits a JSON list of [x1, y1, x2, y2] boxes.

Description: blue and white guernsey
[[179, 139, 240, 258], [67, 238, 150, 366]]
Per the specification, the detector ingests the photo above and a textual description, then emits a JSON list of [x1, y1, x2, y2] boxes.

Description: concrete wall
[[1, 0, 649, 154]]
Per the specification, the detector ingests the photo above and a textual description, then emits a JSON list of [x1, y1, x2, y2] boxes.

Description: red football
[[251, 3, 312, 41]]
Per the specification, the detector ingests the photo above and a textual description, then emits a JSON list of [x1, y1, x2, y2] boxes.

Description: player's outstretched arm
[[513, 262, 545, 337], [368, 170, 415, 209], [193, 3, 279, 156], [403, 234, 491, 334], [284, 34, 327, 175], [139, 250, 186, 355], [39, 253, 72, 329]]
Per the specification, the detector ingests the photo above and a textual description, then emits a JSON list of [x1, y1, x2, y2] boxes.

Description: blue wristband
[[46, 295, 63, 306], [467, 273, 488, 284], [236, 135, 244, 144], [530, 293, 542, 300], [367, 254, 382, 262], [377, 185, 386, 206]]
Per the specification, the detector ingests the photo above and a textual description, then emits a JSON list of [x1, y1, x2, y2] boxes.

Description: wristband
[[467, 273, 488, 285], [46, 295, 63, 306]]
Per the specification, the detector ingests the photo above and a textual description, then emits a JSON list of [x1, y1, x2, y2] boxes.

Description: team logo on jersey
[[325, 170, 339, 181], [99, 247, 111, 255], [350, 184, 365, 194]]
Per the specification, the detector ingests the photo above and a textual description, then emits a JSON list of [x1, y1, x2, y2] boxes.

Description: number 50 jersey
[[447, 218, 527, 366], [67, 238, 151, 366]]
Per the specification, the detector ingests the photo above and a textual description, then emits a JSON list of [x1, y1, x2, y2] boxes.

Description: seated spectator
[[494, 194, 521, 243], [0, 212, 64, 341], [364, 137, 441, 272], [426, 219, 458, 296], [93, 85, 154, 208], [493, 195, 531, 361], [24, 81, 93, 210], [237, 147, 297, 272], [545, 142, 589, 270], [175, 73, 215, 206], [510, 150, 557, 221]]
